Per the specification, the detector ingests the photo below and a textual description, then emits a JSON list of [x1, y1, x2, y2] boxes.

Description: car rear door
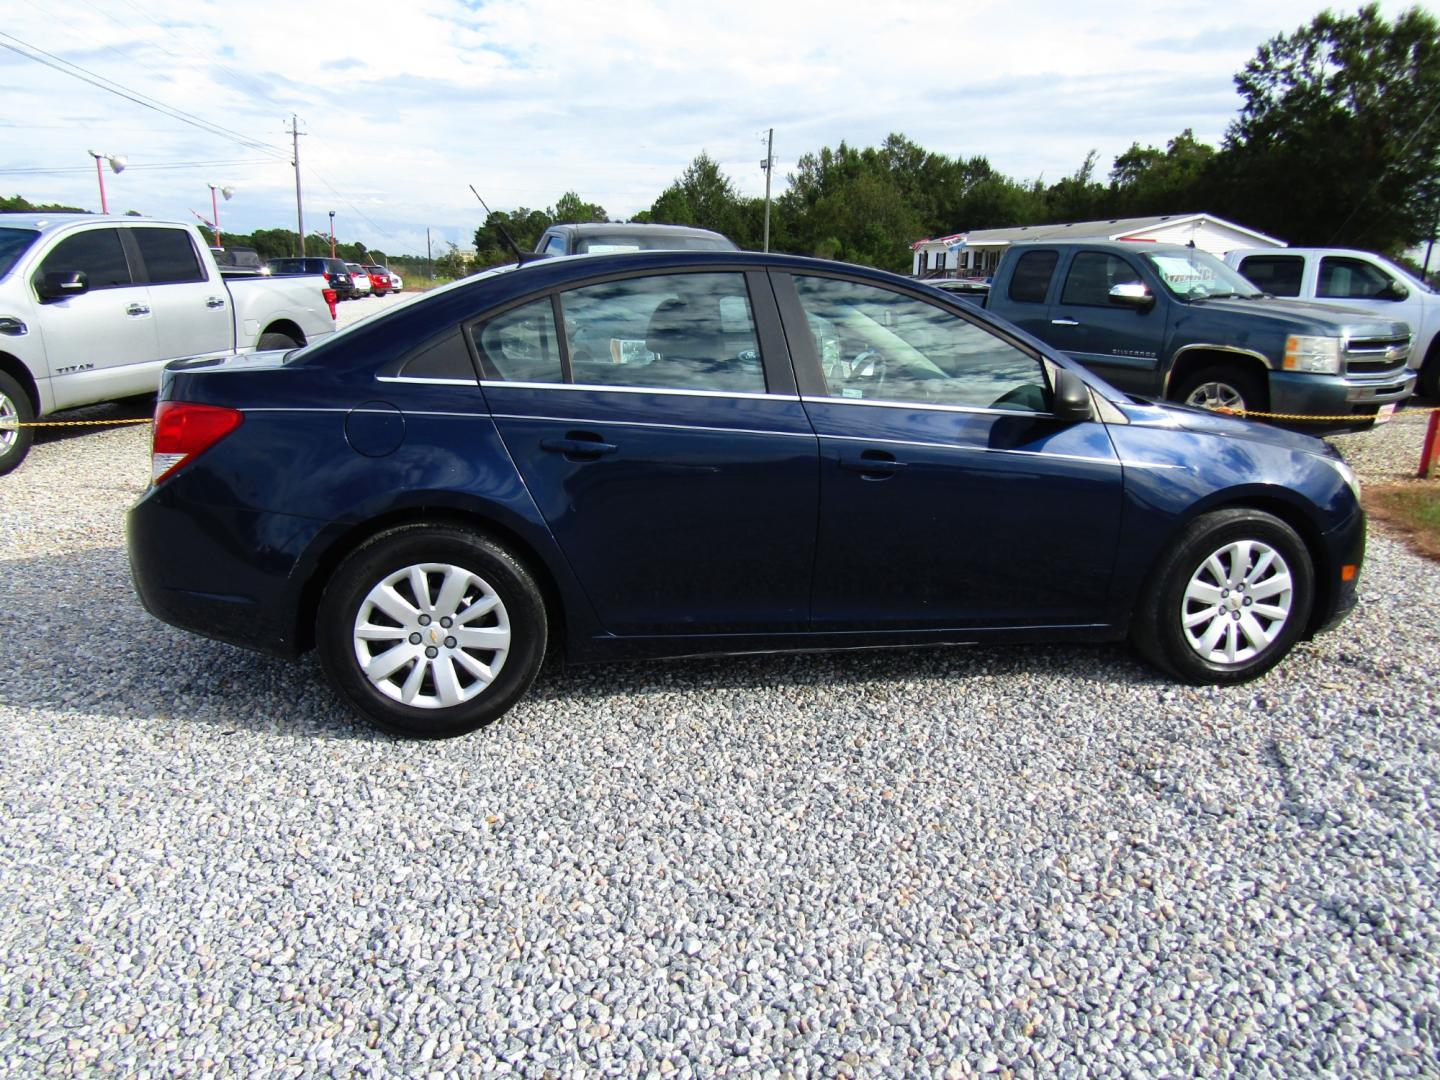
[[131, 225, 233, 362], [476, 267, 819, 635], [775, 270, 1124, 630]]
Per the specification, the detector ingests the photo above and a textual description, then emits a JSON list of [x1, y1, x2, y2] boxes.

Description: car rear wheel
[[316, 525, 547, 737], [0, 370, 35, 476], [257, 332, 302, 351], [1172, 365, 1266, 416], [1132, 509, 1314, 684]]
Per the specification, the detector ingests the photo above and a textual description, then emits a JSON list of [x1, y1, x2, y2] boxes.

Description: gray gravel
[[1, 395, 1438, 1076]]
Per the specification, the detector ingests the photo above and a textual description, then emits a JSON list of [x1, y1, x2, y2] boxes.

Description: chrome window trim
[[802, 394, 1055, 420], [376, 375, 479, 386], [480, 379, 795, 402]]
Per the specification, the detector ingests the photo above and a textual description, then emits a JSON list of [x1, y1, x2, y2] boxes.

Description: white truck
[[1224, 247, 1440, 400], [0, 215, 337, 474]]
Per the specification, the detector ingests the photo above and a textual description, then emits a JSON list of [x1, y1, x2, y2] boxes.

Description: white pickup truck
[[0, 215, 336, 474], [1225, 247, 1439, 400]]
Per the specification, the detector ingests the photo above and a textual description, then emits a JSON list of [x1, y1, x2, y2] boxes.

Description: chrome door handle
[[206, 296, 227, 309], [540, 436, 618, 458], [1051, 318, 1079, 326], [839, 450, 907, 476], [126, 303, 151, 316]]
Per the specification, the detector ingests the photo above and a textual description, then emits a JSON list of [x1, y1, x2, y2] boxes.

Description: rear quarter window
[[1007, 250, 1059, 304]]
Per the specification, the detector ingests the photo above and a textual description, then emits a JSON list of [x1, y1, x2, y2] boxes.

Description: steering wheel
[[848, 348, 888, 389]]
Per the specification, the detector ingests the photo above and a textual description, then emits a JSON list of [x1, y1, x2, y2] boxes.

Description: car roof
[[549, 222, 731, 241], [0, 213, 194, 237], [1007, 239, 1212, 257]]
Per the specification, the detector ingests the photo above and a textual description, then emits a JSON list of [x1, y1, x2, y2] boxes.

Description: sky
[[1, 0, 1435, 257]]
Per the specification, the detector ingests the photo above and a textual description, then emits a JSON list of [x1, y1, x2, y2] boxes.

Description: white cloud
[[2, 0, 1434, 253]]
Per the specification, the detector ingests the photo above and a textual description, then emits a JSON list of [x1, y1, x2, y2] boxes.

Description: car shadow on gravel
[[0, 547, 1167, 742], [30, 395, 156, 450]]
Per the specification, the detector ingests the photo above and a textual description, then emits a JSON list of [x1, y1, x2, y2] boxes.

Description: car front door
[[31, 226, 159, 410], [476, 268, 819, 635], [132, 226, 233, 362], [1047, 249, 1166, 395], [777, 271, 1124, 630]]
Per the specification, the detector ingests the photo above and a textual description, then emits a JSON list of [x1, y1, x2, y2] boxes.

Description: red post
[[210, 185, 222, 247], [94, 155, 108, 214], [1420, 411, 1440, 479]]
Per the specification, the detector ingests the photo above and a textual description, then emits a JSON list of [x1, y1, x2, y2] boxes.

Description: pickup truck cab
[[983, 241, 1414, 429], [0, 215, 336, 474], [534, 222, 738, 256], [1225, 247, 1439, 399]]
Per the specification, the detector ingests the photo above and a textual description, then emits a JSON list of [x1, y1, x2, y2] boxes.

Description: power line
[[0, 158, 277, 176], [0, 30, 289, 160]]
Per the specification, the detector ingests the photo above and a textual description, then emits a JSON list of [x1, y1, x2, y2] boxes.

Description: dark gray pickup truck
[[980, 240, 1415, 429]]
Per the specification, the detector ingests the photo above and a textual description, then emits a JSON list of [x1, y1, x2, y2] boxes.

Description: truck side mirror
[[1052, 368, 1094, 423], [36, 270, 89, 302], [1108, 282, 1154, 310], [1382, 279, 1410, 301]]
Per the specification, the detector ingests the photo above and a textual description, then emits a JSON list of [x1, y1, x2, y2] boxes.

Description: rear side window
[[1060, 252, 1143, 306], [471, 298, 563, 383], [1238, 255, 1303, 298], [542, 234, 568, 256], [1007, 250, 1058, 304], [37, 229, 132, 290], [133, 228, 205, 284]]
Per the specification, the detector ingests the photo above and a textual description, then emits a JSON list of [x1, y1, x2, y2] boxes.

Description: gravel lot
[[1, 348, 1437, 1075]]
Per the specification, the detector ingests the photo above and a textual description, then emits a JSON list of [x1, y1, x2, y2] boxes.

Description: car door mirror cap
[[1108, 282, 1154, 310], [1384, 280, 1410, 301], [36, 270, 90, 302], [1052, 368, 1095, 423]]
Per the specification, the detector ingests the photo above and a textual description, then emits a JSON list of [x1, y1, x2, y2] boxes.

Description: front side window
[[133, 228, 205, 284], [1061, 252, 1144, 307], [1318, 256, 1394, 300], [36, 228, 132, 290], [471, 297, 562, 383], [1143, 249, 1261, 300], [559, 272, 764, 393], [1007, 250, 1058, 303], [794, 275, 1048, 412], [1238, 255, 1303, 297]]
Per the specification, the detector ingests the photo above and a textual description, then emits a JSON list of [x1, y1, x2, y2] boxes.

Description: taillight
[[151, 401, 243, 484], [323, 287, 337, 319]]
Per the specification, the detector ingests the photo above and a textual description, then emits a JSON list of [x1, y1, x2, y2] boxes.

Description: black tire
[[1419, 339, 1440, 401], [1171, 365, 1267, 415], [257, 331, 302, 351], [0, 370, 35, 477], [1132, 509, 1314, 684], [316, 525, 547, 737]]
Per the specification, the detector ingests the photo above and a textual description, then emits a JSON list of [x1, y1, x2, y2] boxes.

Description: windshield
[[575, 234, 736, 253], [0, 228, 40, 280], [1143, 249, 1263, 300]]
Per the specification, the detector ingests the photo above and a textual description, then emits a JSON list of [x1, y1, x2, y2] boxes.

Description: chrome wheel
[[0, 391, 17, 452], [352, 562, 511, 708], [1184, 380, 1246, 412], [1180, 540, 1293, 665]]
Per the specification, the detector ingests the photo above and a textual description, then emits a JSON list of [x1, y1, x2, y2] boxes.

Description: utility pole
[[287, 114, 306, 256], [426, 227, 433, 279], [761, 128, 775, 253]]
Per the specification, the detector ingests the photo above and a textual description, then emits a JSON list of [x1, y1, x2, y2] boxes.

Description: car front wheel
[[316, 525, 547, 737], [1172, 365, 1266, 416], [0, 370, 35, 476], [1132, 509, 1314, 684]]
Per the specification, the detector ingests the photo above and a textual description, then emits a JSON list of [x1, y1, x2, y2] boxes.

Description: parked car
[[386, 268, 404, 292], [346, 262, 371, 297], [361, 264, 392, 297], [927, 278, 991, 308], [535, 222, 738, 256], [128, 251, 1366, 738], [1225, 247, 1439, 400], [0, 216, 336, 475], [268, 256, 356, 299], [982, 241, 1414, 430], [208, 245, 267, 276]]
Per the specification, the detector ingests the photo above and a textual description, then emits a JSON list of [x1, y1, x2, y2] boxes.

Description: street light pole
[[87, 150, 125, 214], [329, 211, 336, 258]]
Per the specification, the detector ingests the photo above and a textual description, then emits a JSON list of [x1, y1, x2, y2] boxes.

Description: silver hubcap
[[0, 392, 17, 451], [1181, 540, 1293, 665], [1185, 381, 1246, 412], [352, 563, 511, 709]]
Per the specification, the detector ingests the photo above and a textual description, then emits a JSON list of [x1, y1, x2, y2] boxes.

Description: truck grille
[[1344, 334, 1410, 375]]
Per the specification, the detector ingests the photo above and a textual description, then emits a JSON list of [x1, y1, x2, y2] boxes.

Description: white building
[[911, 213, 1287, 278]]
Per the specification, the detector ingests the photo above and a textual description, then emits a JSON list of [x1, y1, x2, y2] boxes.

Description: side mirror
[[1052, 368, 1094, 423], [1382, 279, 1410, 301], [36, 270, 89, 302], [1108, 281, 1154, 309]]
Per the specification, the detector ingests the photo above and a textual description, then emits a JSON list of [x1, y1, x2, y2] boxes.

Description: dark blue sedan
[[127, 251, 1366, 737]]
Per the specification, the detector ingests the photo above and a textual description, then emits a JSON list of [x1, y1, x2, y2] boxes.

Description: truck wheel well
[[0, 352, 39, 414], [261, 319, 307, 346], [294, 509, 567, 658], [1166, 350, 1270, 408]]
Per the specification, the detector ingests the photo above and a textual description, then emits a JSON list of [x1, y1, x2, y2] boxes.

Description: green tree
[[1108, 130, 1216, 217], [1213, 3, 1440, 250], [0, 194, 88, 213], [639, 152, 744, 239], [551, 191, 608, 224], [434, 241, 468, 280]]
